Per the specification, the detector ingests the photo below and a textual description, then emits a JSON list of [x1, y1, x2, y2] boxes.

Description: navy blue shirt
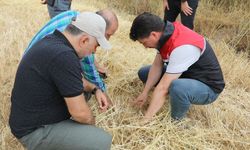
[[9, 30, 84, 138]]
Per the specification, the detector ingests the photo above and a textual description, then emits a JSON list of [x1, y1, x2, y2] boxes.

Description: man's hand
[[40, 0, 47, 4], [97, 65, 107, 75], [163, 0, 169, 11], [181, 1, 193, 16], [132, 92, 148, 108], [143, 73, 181, 122], [104, 93, 113, 107], [95, 89, 109, 112], [138, 117, 152, 126]]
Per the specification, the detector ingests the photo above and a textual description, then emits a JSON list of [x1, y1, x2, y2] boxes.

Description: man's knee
[[169, 79, 185, 95], [169, 80, 191, 119], [94, 131, 112, 150], [48, 121, 112, 150], [77, 126, 112, 150], [138, 69, 145, 83], [169, 79, 191, 103], [138, 66, 150, 83]]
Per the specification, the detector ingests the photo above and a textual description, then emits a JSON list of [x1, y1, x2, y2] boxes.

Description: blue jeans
[[138, 65, 219, 119], [47, 0, 72, 18]]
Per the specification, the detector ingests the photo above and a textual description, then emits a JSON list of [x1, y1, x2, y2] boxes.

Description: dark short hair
[[130, 12, 164, 41], [65, 24, 84, 36]]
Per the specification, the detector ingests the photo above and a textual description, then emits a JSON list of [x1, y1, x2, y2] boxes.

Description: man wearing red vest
[[130, 12, 225, 122]]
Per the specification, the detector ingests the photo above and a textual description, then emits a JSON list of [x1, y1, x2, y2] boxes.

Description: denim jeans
[[138, 65, 219, 119], [47, 0, 72, 18]]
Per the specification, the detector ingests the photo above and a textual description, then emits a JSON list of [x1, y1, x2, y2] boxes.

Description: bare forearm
[[144, 88, 167, 119], [72, 110, 95, 125], [143, 55, 163, 94], [144, 73, 181, 119], [65, 95, 95, 125], [144, 64, 162, 93]]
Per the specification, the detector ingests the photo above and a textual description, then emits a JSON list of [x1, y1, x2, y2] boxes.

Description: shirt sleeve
[[48, 51, 84, 97], [80, 54, 106, 91], [166, 45, 201, 74], [24, 11, 78, 55]]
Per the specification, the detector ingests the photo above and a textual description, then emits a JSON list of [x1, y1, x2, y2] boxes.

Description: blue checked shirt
[[24, 10, 106, 91]]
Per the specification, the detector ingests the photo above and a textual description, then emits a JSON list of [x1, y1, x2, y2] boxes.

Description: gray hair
[[65, 24, 84, 36]]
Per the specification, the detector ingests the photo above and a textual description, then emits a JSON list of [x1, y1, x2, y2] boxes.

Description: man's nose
[[105, 34, 111, 40]]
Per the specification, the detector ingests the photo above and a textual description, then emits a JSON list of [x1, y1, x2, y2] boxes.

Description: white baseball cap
[[72, 12, 111, 50]]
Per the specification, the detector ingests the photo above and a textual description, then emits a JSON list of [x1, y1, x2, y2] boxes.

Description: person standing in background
[[163, 0, 199, 30], [41, 0, 72, 18]]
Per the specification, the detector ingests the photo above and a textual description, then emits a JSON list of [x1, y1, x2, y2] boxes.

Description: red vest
[[160, 22, 205, 61]]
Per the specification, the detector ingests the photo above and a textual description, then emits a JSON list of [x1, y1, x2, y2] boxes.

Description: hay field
[[0, 0, 250, 149]]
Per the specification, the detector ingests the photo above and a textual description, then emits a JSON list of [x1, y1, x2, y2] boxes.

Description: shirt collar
[[54, 30, 75, 50], [157, 21, 175, 51]]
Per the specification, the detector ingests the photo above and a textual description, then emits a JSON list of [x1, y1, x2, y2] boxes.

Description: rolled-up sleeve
[[80, 54, 106, 91]]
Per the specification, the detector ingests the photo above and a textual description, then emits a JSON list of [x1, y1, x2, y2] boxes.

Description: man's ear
[[79, 34, 89, 47], [150, 31, 158, 38], [150, 31, 161, 41]]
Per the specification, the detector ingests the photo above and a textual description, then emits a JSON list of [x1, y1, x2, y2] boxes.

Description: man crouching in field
[[9, 12, 112, 150], [130, 12, 225, 122], [24, 9, 119, 109]]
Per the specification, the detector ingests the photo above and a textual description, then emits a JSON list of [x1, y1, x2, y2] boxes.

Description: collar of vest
[[157, 21, 174, 51]]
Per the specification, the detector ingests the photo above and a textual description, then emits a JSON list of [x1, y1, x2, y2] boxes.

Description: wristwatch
[[91, 87, 100, 95]]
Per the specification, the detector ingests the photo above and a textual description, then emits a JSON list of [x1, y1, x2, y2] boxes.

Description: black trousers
[[164, 0, 199, 30]]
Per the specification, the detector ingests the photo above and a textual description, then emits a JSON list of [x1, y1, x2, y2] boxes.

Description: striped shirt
[[24, 10, 106, 91]]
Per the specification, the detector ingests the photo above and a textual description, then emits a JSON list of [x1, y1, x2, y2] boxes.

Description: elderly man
[[10, 12, 112, 150], [24, 9, 119, 111]]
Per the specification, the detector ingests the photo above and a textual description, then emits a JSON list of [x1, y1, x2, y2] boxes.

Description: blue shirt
[[24, 10, 106, 91]]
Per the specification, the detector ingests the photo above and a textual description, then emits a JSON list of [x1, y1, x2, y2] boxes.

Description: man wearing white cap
[[9, 12, 112, 150]]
